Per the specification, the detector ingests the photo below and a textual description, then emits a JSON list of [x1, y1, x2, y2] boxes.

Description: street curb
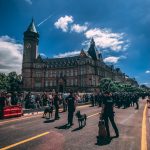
[[23, 102, 91, 116]]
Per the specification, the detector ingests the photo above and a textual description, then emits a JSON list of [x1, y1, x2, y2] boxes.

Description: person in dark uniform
[[0, 92, 6, 118], [101, 91, 119, 138], [133, 93, 139, 109], [53, 92, 60, 120], [42, 92, 48, 106], [66, 91, 76, 126], [90, 94, 94, 107]]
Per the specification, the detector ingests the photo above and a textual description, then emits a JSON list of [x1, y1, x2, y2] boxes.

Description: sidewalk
[[23, 102, 91, 116]]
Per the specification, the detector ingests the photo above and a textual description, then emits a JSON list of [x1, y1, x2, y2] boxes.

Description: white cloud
[[25, 0, 32, 5], [0, 35, 23, 74], [141, 82, 150, 87], [53, 50, 80, 58], [84, 28, 128, 52], [54, 15, 74, 32], [104, 56, 120, 63], [40, 53, 47, 58], [145, 70, 150, 74], [103, 55, 127, 64], [71, 24, 88, 33], [142, 83, 149, 85]]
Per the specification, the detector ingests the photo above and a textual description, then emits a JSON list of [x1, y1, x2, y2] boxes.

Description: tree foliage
[[99, 78, 148, 93], [0, 72, 22, 92]]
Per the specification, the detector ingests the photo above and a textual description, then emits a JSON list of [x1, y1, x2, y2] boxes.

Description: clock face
[[25, 43, 31, 49]]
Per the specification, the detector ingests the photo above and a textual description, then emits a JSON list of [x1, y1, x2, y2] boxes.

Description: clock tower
[[22, 18, 39, 90], [23, 18, 39, 63]]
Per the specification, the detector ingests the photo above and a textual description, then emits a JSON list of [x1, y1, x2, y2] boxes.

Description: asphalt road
[[0, 100, 148, 150]]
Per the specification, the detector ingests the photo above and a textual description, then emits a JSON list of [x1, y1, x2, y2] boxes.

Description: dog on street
[[43, 105, 53, 119], [75, 110, 87, 128]]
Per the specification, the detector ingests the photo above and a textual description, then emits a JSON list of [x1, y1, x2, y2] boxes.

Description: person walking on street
[[101, 91, 119, 139], [53, 91, 60, 120], [66, 91, 76, 126]]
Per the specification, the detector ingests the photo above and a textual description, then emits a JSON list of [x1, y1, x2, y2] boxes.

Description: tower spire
[[26, 18, 38, 33], [88, 38, 99, 60], [90, 38, 95, 46]]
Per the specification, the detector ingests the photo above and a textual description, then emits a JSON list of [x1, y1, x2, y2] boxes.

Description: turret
[[23, 18, 39, 63], [88, 38, 102, 61]]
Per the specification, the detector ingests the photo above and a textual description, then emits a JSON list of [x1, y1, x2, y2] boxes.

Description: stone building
[[22, 19, 138, 92]]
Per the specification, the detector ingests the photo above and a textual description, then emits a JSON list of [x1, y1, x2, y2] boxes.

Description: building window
[[80, 67, 83, 75], [53, 80, 56, 86], [74, 70, 77, 76], [52, 71, 56, 77], [67, 79, 70, 86], [74, 79, 77, 85], [35, 72, 41, 77], [49, 81, 52, 86], [66, 70, 69, 76], [49, 71, 52, 77], [35, 82, 41, 88], [45, 81, 48, 87], [45, 71, 48, 77], [70, 69, 73, 76], [70, 79, 73, 86]]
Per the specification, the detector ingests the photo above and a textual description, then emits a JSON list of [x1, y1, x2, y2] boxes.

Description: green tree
[[7, 72, 22, 92], [0, 72, 22, 92], [0, 73, 7, 91]]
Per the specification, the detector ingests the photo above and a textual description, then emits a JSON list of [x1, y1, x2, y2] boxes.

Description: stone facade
[[22, 19, 138, 92]]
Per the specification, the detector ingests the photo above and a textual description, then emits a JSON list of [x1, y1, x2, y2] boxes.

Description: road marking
[[77, 104, 91, 109], [120, 110, 138, 124], [0, 114, 41, 125], [0, 104, 90, 126], [0, 132, 50, 150], [141, 104, 147, 150], [87, 112, 99, 118]]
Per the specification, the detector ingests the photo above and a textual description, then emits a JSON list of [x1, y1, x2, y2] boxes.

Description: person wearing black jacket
[[53, 92, 60, 120], [101, 91, 119, 138], [0, 92, 6, 118], [66, 91, 76, 126]]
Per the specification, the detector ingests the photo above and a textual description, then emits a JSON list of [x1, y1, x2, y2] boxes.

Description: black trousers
[[104, 115, 119, 137], [68, 111, 74, 125], [134, 101, 139, 109], [63, 103, 67, 112], [55, 107, 59, 119]]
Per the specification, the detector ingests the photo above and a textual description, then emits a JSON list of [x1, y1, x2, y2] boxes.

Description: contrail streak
[[37, 14, 52, 27]]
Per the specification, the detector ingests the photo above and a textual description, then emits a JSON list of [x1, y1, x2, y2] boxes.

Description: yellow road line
[[87, 112, 99, 118], [0, 111, 99, 149], [0, 132, 50, 150], [141, 104, 147, 150]]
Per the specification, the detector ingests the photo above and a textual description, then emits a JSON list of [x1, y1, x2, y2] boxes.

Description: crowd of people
[[0, 90, 149, 117], [0, 90, 150, 139]]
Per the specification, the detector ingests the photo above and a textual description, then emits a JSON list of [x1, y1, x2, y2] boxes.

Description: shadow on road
[[44, 119, 55, 123], [95, 136, 118, 146], [95, 136, 111, 146], [55, 124, 71, 129], [72, 126, 85, 132]]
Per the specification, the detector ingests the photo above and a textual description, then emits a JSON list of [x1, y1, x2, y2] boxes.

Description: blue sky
[[0, 0, 149, 86]]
